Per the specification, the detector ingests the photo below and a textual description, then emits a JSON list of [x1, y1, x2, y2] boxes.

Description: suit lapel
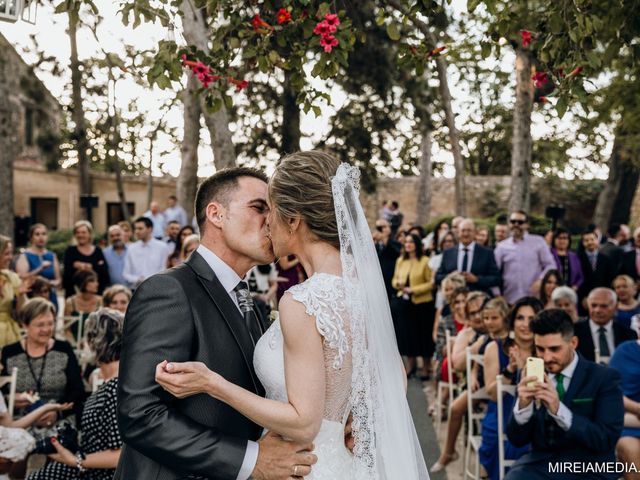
[[186, 252, 261, 394], [562, 354, 588, 405]]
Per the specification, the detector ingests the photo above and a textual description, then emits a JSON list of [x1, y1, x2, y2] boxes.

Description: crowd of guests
[[374, 206, 640, 479]]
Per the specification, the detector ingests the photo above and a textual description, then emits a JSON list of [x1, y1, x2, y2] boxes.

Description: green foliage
[[46, 229, 74, 261]]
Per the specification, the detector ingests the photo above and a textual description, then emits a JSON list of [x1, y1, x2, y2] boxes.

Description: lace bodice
[[254, 272, 353, 423]]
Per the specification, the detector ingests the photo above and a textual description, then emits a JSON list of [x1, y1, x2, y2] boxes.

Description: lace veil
[[331, 163, 429, 479]]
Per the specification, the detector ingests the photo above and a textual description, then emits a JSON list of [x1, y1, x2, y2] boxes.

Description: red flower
[[324, 13, 340, 29], [192, 62, 210, 76], [277, 8, 292, 24], [251, 14, 272, 32], [521, 30, 532, 47], [229, 77, 249, 91], [539, 96, 548, 103], [313, 20, 332, 36], [320, 34, 339, 53], [428, 46, 447, 57], [532, 71, 549, 88], [569, 66, 583, 77]]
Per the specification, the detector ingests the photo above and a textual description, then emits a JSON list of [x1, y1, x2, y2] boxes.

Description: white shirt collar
[[458, 241, 475, 251], [196, 244, 242, 295], [589, 318, 613, 335]]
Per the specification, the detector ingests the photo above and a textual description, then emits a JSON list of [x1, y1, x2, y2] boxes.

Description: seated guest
[[27, 277, 53, 303], [0, 235, 29, 349], [609, 329, 640, 480], [429, 232, 457, 311], [550, 228, 583, 291], [64, 271, 103, 342], [1, 299, 85, 429], [27, 308, 124, 480], [102, 285, 131, 314], [538, 269, 562, 309], [480, 297, 532, 480], [551, 286, 579, 323], [431, 292, 489, 473], [505, 309, 624, 480], [431, 272, 465, 345], [613, 275, 640, 329], [435, 219, 501, 295], [574, 288, 638, 362], [166, 226, 195, 268]]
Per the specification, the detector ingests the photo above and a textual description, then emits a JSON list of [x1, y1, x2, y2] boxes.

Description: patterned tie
[[589, 252, 597, 271], [234, 281, 261, 346], [598, 326, 610, 357], [462, 247, 469, 272], [555, 372, 565, 401]]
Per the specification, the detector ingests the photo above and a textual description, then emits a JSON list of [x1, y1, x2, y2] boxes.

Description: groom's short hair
[[195, 167, 268, 232]]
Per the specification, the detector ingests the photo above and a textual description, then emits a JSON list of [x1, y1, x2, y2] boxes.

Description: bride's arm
[[156, 295, 326, 443]]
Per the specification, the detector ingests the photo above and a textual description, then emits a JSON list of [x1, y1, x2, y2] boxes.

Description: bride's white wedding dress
[[254, 272, 354, 479]]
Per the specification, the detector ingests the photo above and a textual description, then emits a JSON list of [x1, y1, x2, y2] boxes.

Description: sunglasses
[[509, 219, 526, 225]]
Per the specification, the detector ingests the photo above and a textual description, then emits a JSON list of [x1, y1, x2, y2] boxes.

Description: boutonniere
[[269, 310, 279, 326], [572, 398, 594, 404]]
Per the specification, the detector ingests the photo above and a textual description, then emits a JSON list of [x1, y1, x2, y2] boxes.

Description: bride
[[156, 151, 429, 479]]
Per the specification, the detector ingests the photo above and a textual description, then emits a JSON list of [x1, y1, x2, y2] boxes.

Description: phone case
[[526, 357, 544, 387]]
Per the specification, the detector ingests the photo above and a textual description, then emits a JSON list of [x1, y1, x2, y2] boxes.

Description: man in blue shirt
[[103, 224, 129, 287]]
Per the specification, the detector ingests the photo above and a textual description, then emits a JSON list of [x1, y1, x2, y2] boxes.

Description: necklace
[[24, 339, 50, 394]]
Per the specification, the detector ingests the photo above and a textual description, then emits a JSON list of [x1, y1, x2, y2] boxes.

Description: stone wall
[[361, 175, 632, 230], [14, 163, 178, 234]]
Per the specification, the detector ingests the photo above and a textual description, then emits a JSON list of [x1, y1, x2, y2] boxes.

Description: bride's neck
[[295, 241, 342, 278]]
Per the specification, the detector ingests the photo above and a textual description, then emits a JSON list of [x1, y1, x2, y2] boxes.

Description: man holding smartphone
[[505, 309, 624, 480]]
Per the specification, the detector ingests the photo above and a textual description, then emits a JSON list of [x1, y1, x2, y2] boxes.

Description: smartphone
[[526, 357, 544, 387]]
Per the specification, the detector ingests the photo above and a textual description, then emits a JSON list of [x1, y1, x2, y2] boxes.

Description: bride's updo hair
[[269, 151, 341, 249]]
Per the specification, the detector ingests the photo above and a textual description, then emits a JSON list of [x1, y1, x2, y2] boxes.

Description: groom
[[115, 168, 317, 480]]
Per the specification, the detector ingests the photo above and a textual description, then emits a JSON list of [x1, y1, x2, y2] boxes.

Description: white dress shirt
[[589, 319, 615, 356], [122, 238, 169, 285], [457, 241, 475, 272], [196, 245, 258, 480], [143, 210, 167, 238], [513, 351, 579, 431]]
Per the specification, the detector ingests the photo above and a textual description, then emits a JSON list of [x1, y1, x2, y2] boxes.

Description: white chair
[[0, 367, 18, 418], [594, 346, 611, 365], [435, 329, 460, 438], [463, 347, 491, 480], [90, 369, 105, 393], [496, 374, 517, 480]]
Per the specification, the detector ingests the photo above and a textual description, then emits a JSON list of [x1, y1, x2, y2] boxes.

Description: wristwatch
[[75, 450, 86, 473]]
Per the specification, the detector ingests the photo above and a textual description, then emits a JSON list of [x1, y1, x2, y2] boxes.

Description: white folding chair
[[464, 347, 491, 480], [496, 374, 517, 480], [435, 329, 460, 438], [0, 367, 18, 418]]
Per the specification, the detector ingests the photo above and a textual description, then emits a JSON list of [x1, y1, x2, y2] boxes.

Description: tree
[[178, 74, 201, 219]]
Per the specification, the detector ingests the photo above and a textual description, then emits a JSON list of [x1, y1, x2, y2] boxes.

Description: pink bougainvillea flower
[[521, 30, 532, 47], [192, 62, 210, 76], [320, 34, 339, 53], [229, 77, 249, 91], [314, 20, 331, 36], [539, 96, 548, 103], [324, 13, 340, 29], [532, 71, 549, 88], [277, 8, 292, 24]]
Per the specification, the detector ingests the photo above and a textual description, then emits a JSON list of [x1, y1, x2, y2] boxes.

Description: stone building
[[1, 32, 178, 241]]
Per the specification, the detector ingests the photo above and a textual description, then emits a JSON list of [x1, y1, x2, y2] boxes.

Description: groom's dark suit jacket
[[115, 252, 266, 480]]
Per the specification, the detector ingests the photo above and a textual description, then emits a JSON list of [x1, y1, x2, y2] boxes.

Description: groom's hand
[[252, 431, 317, 480]]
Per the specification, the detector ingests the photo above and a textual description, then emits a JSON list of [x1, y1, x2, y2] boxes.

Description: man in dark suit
[[599, 223, 625, 283], [505, 309, 624, 480], [620, 226, 640, 282], [577, 230, 615, 311], [435, 218, 501, 294], [573, 288, 637, 362], [115, 168, 317, 480], [373, 219, 401, 299]]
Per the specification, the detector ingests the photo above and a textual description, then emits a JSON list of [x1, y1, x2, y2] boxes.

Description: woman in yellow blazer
[[392, 233, 435, 380]]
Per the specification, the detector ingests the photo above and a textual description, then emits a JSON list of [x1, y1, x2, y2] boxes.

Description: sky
[[0, 0, 610, 180]]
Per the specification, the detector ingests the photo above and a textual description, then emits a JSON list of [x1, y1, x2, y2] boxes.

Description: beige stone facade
[[14, 162, 178, 234]]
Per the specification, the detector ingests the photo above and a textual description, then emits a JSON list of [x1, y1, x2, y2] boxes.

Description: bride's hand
[[155, 360, 224, 399]]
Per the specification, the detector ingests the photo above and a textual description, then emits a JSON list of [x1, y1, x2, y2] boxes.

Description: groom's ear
[[206, 202, 225, 229]]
